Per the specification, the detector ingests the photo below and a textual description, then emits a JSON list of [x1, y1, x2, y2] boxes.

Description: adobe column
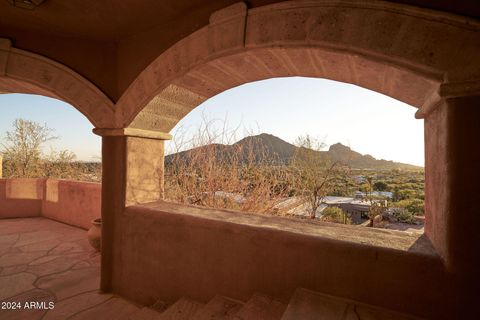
[[424, 91, 480, 315], [93, 128, 171, 292]]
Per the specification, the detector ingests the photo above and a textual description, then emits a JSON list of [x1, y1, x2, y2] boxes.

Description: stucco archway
[[115, 1, 480, 132], [95, 3, 480, 318], [0, 38, 115, 128], [107, 1, 480, 268]]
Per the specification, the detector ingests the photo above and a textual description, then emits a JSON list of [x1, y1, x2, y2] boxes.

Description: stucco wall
[[424, 103, 449, 263], [0, 178, 101, 230], [116, 201, 449, 320], [41, 179, 101, 230], [0, 179, 43, 218]]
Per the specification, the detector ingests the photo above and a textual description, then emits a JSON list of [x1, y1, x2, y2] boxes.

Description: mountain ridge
[[166, 133, 423, 170]]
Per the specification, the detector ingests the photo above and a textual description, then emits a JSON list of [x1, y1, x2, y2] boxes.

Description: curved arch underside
[[1, 1, 478, 131], [0, 39, 115, 128], [123, 0, 480, 132], [129, 47, 440, 133]]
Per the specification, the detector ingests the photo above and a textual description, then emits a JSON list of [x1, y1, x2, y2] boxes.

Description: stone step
[[158, 297, 204, 320], [229, 293, 286, 320], [281, 288, 422, 320], [194, 295, 244, 320], [129, 307, 163, 320]]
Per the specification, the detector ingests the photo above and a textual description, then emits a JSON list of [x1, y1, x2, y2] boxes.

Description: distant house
[[353, 175, 366, 184], [322, 196, 371, 224], [354, 191, 393, 199], [276, 196, 373, 224]]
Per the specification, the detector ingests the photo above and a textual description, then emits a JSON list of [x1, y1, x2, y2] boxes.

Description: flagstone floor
[[0, 217, 141, 320]]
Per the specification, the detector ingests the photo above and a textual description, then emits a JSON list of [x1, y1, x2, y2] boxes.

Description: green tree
[[393, 186, 400, 202], [373, 181, 388, 191], [321, 206, 351, 224]]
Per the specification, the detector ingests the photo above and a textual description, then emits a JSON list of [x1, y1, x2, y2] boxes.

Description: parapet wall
[[0, 178, 101, 229], [116, 201, 449, 319], [0, 178, 44, 218]]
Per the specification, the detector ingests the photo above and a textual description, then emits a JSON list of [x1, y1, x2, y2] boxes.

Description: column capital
[[92, 127, 172, 140], [415, 79, 480, 119], [439, 80, 480, 99]]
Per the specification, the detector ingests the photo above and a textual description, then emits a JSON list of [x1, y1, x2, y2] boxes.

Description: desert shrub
[[393, 199, 424, 216], [164, 121, 294, 214], [395, 209, 416, 224], [321, 206, 351, 224]]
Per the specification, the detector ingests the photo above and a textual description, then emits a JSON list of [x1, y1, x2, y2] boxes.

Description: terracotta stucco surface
[[113, 201, 446, 319], [0, 179, 43, 218], [2, 1, 480, 319], [1, 0, 479, 100], [0, 179, 101, 230]]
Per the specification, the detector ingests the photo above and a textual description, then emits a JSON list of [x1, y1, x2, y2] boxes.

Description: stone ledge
[[127, 200, 438, 257], [92, 127, 172, 140]]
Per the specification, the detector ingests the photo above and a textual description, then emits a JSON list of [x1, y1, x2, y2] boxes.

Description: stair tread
[[229, 293, 286, 320], [194, 295, 244, 320], [129, 307, 163, 320], [158, 297, 204, 320], [281, 288, 421, 320]]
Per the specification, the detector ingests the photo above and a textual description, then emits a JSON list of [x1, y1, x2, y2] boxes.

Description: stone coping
[[92, 128, 172, 140], [127, 201, 438, 257]]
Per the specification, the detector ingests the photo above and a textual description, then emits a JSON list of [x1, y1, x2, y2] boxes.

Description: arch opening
[[0, 93, 102, 182], [163, 77, 425, 233]]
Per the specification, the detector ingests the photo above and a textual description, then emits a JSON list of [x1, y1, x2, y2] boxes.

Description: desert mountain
[[165, 133, 422, 170]]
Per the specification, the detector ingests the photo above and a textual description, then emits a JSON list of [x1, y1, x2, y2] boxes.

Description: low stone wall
[[116, 201, 449, 319], [0, 178, 101, 230], [42, 179, 101, 230], [0, 179, 43, 218]]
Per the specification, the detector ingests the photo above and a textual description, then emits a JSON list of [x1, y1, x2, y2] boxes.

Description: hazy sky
[[0, 77, 424, 166]]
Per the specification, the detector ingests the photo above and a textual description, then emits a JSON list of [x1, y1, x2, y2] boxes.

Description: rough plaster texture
[[0, 179, 101, 230], [0, 39, 115, 128], [42, 179, 101, 230], [120, 0, 480, 131], [126, 137, 165, 206], [0, 179, 43, 218], [117, 202, 448, 319], [2, 1, 480, 319], [424, 103, 449, 265], [0, 1, 478, 129], [2, 0, 480, 99], [99, 134, 167, 291], [100, 135, 128, 293], [440, 96, 480, 315], [98, 3, 480, 319]]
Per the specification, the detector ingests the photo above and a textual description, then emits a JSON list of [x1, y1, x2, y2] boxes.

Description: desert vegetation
[[164, 122, 296, 214], [164, 118, 424, 229], [1, 119, 101, 182], [1, 118, 424, 228]]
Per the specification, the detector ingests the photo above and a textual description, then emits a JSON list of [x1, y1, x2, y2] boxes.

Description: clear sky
[[0, 77, 424, 166], [0, 93, 101, 162]]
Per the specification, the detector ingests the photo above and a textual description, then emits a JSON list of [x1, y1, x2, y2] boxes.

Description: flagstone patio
[[0, 217, 140, 320]]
